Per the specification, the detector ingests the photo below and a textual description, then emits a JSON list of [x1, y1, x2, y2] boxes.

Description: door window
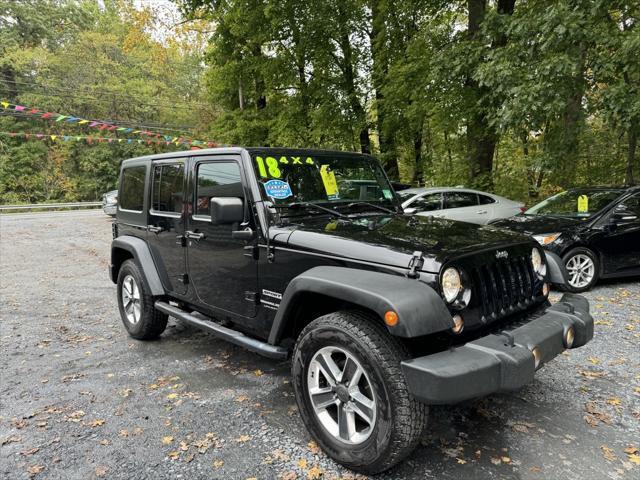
[[411, 193, 442, 212], [195, 162, 243, 217], [151, 163, 184, 213], [616, 194, 640, 219], [444, 192, 479, 209], [120, 166, 146, 211]]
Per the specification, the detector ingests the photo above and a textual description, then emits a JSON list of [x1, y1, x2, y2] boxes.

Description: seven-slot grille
[[471, 255, 538, 322]]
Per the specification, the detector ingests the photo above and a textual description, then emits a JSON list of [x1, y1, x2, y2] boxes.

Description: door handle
[[476, 210, 488, 214], [185, 231, 205, 241], [147, 225, 163, 233]]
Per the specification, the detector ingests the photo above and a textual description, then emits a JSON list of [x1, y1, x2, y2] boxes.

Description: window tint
[[151, 163, 184, 213], [120, 166, 146, 211], [411, 193, 442, 212], [196, 162, 243, 216], [478, 194, 495, 205], [444, 192, 478, 209]]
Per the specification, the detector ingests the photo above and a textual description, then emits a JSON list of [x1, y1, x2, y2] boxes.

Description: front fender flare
[[110, 236, 164, 296], [268, 266, 452, 344], [544, 250, 569, 286]]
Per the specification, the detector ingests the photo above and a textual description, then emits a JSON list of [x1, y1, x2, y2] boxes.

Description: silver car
[[399, 187, 524, 224], [102, 190, 118, 216]]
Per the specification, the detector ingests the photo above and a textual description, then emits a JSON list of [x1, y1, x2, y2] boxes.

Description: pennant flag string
[[0, 131, 219, 148], [0, 100, 217, 146]]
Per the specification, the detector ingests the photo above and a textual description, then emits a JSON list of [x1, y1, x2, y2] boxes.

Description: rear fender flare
[[110, 236, 164, 296], [268, 266, 452, 344]]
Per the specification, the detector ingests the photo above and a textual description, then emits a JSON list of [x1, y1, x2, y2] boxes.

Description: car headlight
[[533, 233, 560, 245], [531, 248, 546, 277], [441, 267, 462, 303]]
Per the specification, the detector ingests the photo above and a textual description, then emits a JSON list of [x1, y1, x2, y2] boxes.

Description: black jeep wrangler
[[109, 147, 593, 474]]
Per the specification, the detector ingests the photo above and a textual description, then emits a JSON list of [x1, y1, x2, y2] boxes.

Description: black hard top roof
[[121, 147, 372, 166]]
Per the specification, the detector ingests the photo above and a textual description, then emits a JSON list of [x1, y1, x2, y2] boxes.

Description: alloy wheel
[[566, 254, 595, 289], [307, 346, 376, 445], [121, 274, 142, 324]]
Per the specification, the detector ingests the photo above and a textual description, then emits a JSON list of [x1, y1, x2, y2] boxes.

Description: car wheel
[[291, 310, 427, 475], [117, 259, 168, 339], [562, 247, 599, 293]]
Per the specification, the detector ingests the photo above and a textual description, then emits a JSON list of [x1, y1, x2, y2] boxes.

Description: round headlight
[[531, 248, 544, 275], [442, 267, 462, 303]]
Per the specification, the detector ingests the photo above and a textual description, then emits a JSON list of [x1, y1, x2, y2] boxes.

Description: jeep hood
[[274, 214, 532, 273]]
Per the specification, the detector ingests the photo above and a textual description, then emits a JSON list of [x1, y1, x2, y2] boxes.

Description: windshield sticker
[[263, 179, 292, 199], [577, 195, 589, 213], [382, 189, 393, 200], [255, 156, 315, 178], [320, 165, 339, 199]]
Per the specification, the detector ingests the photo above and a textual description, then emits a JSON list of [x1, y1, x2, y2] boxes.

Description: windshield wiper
[[344, 201, 396, 214], [274, 201, 347, 218]]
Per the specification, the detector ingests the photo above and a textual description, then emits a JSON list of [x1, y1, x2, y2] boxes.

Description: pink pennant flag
[[28, 109, 39, 114], [108, 125, 117, 131], [89, 121, 99, 127], [14, 105, 26, 111], [36, 134, 44, 138], [41, 112, 53, 119]]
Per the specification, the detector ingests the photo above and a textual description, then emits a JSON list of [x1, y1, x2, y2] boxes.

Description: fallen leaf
[[456, 458, 467, 464], [99, 439, 110, 446], [185, 453, 195, 463], [213, 460, 224, 468], [624, 446, 638, 455], [1, 435, 21, 446], [88, 419, 105, 427], [95, 466, 108, 477], [180, 441, 189, 451], [306, 465, 323, 479], [579, 370, 606, 379], [280, 472, 297, 480], [628, 454, 640, 465], [27, 465, 45, 475], [490, 457, 501, 465], [162, 436, 174, 445], [235, 395, 249, 403], [606, 398, 621, 406], [601, 445, 616, 462], [501, 456, 511, 464], [20, 448, 39, 456], [254, 369, 263, 376], [119, 430, 129, 438], [307, 440, 320, 454], [168, 451, 180, 459], [235, 435, 251, 443], [298, 458, 308, 469], [588, 357, 600, 365], [119, 388, 133, 398], [166, 393, 179, 400]]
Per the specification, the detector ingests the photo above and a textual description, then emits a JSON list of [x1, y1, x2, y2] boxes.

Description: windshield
[[251, 153, 396, 206], [525, 189, 621, 218]]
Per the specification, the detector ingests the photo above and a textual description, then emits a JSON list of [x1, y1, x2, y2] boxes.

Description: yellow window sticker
[[577, 195, 589, 213], [320, 165, 339, 199]]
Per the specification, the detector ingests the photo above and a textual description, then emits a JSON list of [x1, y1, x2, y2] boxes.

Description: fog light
[[564, 326, 575, 348], [452, 314, 464, 334], [542, 283, 550, 296], [384, 310, 398, 327], [531, 347, 542, 369]]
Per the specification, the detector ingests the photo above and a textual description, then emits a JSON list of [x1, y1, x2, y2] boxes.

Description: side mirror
[[404, 207, 417, 215], [209, 197, 244, 225]]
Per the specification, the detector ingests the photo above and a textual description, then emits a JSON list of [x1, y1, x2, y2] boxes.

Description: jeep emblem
[[495, 250, 508, 259]]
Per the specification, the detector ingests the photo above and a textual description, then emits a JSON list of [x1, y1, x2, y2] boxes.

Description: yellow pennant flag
[[50, 135, 57, 141], [1, 101, 9, 109], [78, 119, 89, 125]]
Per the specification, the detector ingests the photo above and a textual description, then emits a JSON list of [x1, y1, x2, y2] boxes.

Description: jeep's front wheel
[[291, 311, 427, 475], [117, 259, 167, 340]]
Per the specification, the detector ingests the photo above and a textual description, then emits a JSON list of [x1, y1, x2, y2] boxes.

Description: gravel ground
[[0, 210, 639, 480]]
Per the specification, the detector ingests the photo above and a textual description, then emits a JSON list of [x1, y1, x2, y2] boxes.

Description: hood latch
[[407, 251, 424, 279]]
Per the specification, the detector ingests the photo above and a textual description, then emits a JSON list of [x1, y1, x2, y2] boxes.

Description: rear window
[[119, 166, 146, 211], [444, 192, 478, 209]]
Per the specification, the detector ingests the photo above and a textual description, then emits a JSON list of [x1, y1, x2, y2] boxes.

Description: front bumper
[[401, 293, 593, 404]]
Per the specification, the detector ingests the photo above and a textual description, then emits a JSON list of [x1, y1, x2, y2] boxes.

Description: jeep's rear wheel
[[117, 259, 168, 339], [291, 311, 427, 475]]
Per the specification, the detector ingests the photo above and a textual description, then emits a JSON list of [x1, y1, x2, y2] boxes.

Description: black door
[[595, 193, 640, 276], [186, 157, 258, 318], [147, 160, 188, 295]]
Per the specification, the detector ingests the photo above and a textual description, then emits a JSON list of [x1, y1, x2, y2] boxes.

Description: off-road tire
[[291, 310, 427, 475], [117, 259, 168, 339], [561, 247, 600, 293]]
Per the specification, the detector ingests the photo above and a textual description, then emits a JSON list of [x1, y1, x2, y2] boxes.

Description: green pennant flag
[[55, 115, 67, 122]]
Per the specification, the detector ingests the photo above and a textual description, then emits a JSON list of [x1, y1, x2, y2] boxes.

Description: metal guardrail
[[0, 201, 102, 212]]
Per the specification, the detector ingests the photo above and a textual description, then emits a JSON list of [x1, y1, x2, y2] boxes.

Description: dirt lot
[[1, 210, 639, 480]]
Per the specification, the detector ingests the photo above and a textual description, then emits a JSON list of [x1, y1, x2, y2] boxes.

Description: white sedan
[[398, 187, 524, 225]]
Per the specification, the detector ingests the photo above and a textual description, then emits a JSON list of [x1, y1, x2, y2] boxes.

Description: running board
[[154, 301, 289, 360]]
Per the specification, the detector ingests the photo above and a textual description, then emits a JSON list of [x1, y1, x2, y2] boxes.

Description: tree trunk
[[626, 125, 637, 185], [465, 0, 515, 189], [370, 0, 388, 156]]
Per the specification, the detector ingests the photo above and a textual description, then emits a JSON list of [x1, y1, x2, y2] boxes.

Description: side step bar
[[155, 301, 289, 360]]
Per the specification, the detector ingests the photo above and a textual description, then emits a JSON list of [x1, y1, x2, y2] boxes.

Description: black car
[[109, 147, 593, 474], [493, 186, 640, 292]]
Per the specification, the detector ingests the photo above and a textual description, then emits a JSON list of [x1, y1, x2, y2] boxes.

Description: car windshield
[[525, 189, 621, 218], [251, 153, 396, 208]]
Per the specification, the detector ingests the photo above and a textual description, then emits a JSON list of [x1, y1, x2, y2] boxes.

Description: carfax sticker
[[263, 179, 292, 199]]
